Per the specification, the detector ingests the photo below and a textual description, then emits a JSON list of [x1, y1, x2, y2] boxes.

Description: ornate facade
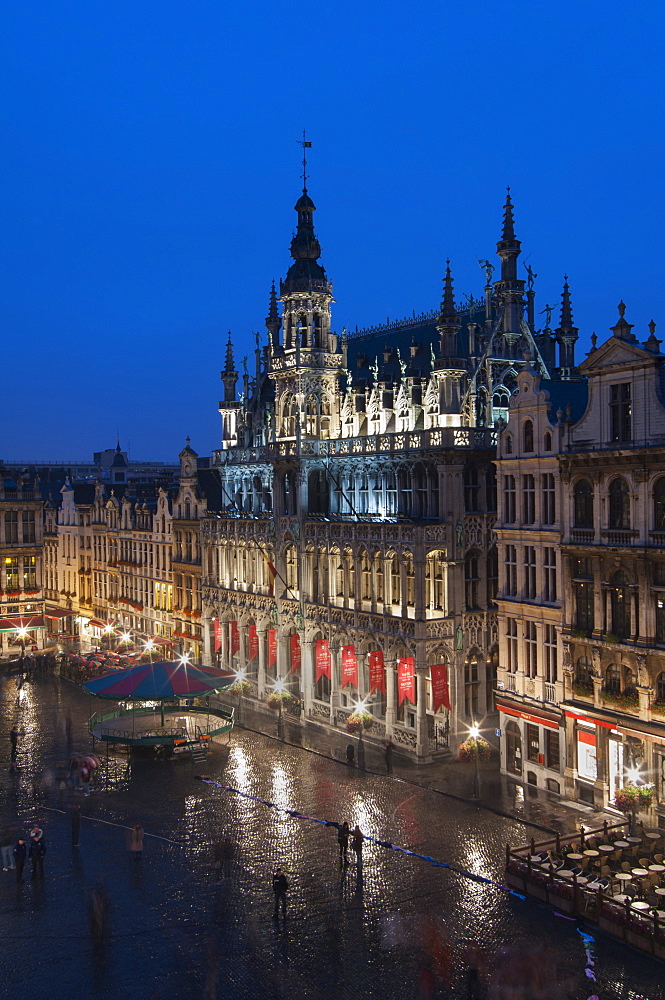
[[201, 182, 577, 756], [0, 470, 44, 656], [496, 304, 665, 819]]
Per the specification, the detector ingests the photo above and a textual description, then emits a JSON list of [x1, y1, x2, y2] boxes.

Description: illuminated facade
[[496, 305, 665, 819], [0, 471, 45, 656], [201, 184, 577, 757]]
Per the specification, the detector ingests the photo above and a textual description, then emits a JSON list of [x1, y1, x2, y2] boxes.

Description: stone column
[[385, 658, 396, 734], [330, 641, 341, 725], [302, 638, 314, 716], [220, 620, 229, 672], [415, 670, 429, 758], [202, 615, 212, 666], [258, 625, 267, 699], [383, 555, 393, 610], [277, 633, 289, 682]]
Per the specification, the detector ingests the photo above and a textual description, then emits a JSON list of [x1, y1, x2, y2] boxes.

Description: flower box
[[572, 682, 594, 698], [266, 691, 297, 710], [651, 701, 665, 717], [346, 710, 374, 734], [600, 689, 639, 710], [458, 736, 491, 762]]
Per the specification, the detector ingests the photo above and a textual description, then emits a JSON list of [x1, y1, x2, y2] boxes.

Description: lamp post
[[626, 765, 642, 836], [469, 722, 481, 799], [353, 698, 368, 770], [16, 627, 28, 669], [234, 669, 246, 727], [273, 678, 286, 740], [144, 639, 156, 663]]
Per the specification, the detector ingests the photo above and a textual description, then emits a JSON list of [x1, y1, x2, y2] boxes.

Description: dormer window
[[523, 420, 534, 452]]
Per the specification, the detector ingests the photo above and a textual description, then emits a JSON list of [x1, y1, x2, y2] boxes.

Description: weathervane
[[297, 130, 312, 189]]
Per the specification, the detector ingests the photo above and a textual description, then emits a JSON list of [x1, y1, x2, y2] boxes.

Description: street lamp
[[16, 626, 28, 668], [234, 668, 246, 727], [144, 639, 156, 662], [626, 764, 643, 836], [353, 698, 368, 769], [469, 722, 481, 799], [273, 678, 287, 740]]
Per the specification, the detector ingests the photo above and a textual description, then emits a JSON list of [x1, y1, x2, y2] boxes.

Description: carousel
[[83, 660, 236, 758]]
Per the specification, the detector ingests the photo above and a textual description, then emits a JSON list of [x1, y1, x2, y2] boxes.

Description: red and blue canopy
[[82, 660, 235, 700]]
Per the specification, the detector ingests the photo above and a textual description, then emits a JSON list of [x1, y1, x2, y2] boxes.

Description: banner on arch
[[213, 617, 222, 654], [290, 633, 301, 673], [397, 656, 415, 705], [315, 639, 331, 681], [231, 621, 240, 656], [268, 628, 277, 667], [368, 650, 386, 694], [430, 662, 451, 713], [248, 622, 259, 662], [341, 645, 358, 688]]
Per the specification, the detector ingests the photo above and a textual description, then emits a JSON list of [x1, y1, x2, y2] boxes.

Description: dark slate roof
[[197, 468, 224, 512], [539, 378, 588, 424], [72, 484, 96, 505]]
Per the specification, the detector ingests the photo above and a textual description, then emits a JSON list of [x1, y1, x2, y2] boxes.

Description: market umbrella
[[82, 660, 235, 725]]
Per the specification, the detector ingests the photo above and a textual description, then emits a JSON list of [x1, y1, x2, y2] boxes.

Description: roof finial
[[224, 332, 235, 373], [440, 259, 456, 319], [297, 129, 312, 191], [559, 275, 574, 329], [502, 186, 515, 241]]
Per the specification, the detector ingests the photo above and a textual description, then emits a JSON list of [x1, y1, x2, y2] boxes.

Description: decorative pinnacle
[[649, 319, 657, 336], [559, 275, 574, 329], [618, 300, 626, 318], [501, 187, 516, 241], [268, 281, 279, 321], [224, 333, 235, 373], [440, 259, 456, 320]]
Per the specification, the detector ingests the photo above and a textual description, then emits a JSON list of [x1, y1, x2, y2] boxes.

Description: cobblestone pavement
[[0, 670, 662, 1000]]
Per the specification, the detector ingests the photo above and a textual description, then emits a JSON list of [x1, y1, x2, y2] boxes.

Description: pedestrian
[[351, 824, 363, 864], [384, 740, 394, 775], [88, 879, 109, 952], [338, 820, 350, 863], [29, 829, 46, 879], [10, 727, 18, 757], [346, 744, 355, 765], [14, 838, 26, 884], [272, 867, 288, 918], [1, 822, 15, 871], [71, 804, 81, 847], [130, 822, 144, 861]]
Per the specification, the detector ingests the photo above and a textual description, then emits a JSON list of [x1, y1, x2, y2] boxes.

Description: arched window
[[605, 663, 621, 693], [523, 420, 534, 452], [308, 469, 328, 515], [575, 656, 593, 687], [544, 431, 552, 451], [281, 394, 298, 437], [464, 467, 480, 512], [657, 671, 665, 703], [305, 395, 319, 437], [465, 552, 480, 609], [654, 478, 665, 530], [505, 435, 513, 454], [464, 653, 480, 717], [573, 479, 594, 528], [610, 571, 630, 637], [609, 478, 630, 529]]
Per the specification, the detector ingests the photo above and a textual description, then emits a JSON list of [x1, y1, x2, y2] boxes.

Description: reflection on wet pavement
[[0, 671, 663, 999]]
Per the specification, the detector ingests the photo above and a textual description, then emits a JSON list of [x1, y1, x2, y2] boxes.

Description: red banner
[[290, 633, 301, 673], [249, 622, 259, 662], [341, 645, 358, 688], [368, 650, 386, 694], [231, 621, 240, 656], [397, 656, 415, 705], [213, 617, 222, 653], [268, 628, 277, 667], [315, 639, 331, 681], [430, 662, 451, 713]]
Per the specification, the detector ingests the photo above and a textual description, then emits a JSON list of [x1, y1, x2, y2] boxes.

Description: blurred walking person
[[13, 837, 26, 884], [1, 822, 14, 871], [351, 824, 363, 866], [88, 880, 109, 953], [129, 822, 144, 862], [338, 821, 350, 864], [29, 829, 46, 879], [272, 868, 288, 919]]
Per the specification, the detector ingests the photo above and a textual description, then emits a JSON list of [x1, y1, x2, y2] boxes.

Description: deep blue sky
[[1, 1, 663, 462]]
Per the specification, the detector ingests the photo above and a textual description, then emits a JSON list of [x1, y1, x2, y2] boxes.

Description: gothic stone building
[[201, 184, 578, 757], [496, 303, 665, 820]]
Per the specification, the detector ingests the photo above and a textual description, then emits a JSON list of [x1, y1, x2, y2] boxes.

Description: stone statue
[[455, 625, 464, 651], [465, 293, 478, 322], [525, 263, 537, 291], [370, 356, 379, 382], [540, 304, 554, 329], [397, 349, 407, 380], [456, 520, 464, 547], [478, 259, 494, 285], [242, 355, 248, 375], [254, 332, 260, 348]]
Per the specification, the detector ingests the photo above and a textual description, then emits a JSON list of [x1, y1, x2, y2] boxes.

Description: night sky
[[2, 1, 663, 462]]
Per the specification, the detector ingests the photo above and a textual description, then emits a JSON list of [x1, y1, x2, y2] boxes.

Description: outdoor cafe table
[[632, 900, 651, 912], [558, 870, 575, 878], [566, 853, 584, 862], [613, 840, 630, 849], [597, 844, 616, 853], [654, 886, 665, 897], [627, 836, 643, 844], [649, 864, 665, 874], [645, 832, 662, 841], [632, 868, 649, 877], [583, 849, 600, 858], [615, 873, 633, 884]]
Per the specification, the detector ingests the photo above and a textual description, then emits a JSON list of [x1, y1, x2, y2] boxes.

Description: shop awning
[[45, 607, 75, 620], [152, 636, 174, 647], [0, 615, 46, 632], [87, 619, 107, 628]]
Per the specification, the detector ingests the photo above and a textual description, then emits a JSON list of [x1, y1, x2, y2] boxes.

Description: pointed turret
[[265, 281, 281, 350], [436, 260, 460, 358], [555, 275, 579, 373], [495, 188, 525, 348], [221, 333, 239, 402]]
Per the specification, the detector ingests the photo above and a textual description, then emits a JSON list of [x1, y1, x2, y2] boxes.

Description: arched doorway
[[505, 720, 522, 776]]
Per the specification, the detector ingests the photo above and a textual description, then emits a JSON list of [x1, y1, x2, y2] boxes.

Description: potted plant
[[346, 710, 374, 734], [231, 679, 251, 697], [457, 736, 491, 762], [615, 782, 655, 835], [266, 690, 296, 709]]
